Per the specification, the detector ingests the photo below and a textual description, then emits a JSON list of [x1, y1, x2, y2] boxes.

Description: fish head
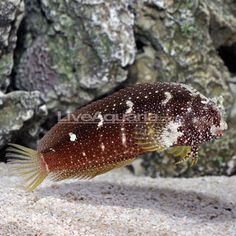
[[178, 94, 228, 147]]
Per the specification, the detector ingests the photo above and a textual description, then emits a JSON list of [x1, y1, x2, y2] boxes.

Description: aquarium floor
[[0, 163, 235, 236]]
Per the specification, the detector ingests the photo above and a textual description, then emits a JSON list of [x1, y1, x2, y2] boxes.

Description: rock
[[14, 0, 136, 113], [0, 0, 24, 91], [208, 0, 236, 48], [0, 91, 47, 152], [132, 0, 233, 108], [229, 77, 236, 120], [129, 46, 157, 83]]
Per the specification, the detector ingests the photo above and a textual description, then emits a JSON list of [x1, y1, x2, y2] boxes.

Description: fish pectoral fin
[[50, 157, 136, 181], [134, 134, 165, 153], [133, 114, 168, 153]]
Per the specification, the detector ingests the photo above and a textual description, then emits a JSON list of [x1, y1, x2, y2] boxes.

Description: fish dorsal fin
[[50, 157, 136, 181], [133, 113, 169, 152]]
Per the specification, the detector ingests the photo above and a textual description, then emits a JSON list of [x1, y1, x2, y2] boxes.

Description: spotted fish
[[6, 82, 228, 191]]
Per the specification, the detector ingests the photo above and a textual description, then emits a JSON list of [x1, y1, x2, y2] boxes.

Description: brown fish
[[6, 82, 227, 191]]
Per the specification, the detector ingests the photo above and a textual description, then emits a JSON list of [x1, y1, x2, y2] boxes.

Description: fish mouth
[[210, 125, 225, 138], [214, 129, 224, 138], [210, 119, 227, 138]]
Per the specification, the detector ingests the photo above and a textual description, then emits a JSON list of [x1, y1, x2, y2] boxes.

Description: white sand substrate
[[0, 163, 236, 236]]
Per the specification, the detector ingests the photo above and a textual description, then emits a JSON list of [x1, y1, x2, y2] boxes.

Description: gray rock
[[0, 0, 24, 91], [132, 0, 233, 109], [15, 0, 136, 113], [0, 91, 47, 149], [229, 77, 236, 120], [208, 0, 236, 47]]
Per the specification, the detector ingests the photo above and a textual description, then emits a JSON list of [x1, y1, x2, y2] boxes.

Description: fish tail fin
[[6, 143, 48, 191]]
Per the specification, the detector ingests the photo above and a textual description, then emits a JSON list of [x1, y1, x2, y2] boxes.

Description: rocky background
[[0, 0, 236, 177]]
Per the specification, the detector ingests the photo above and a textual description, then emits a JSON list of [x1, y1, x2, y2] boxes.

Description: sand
[[0, 163, 236, 236]]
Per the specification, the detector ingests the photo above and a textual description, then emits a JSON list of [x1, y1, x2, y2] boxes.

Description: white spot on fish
[[97, 112, 104, 128], [162, 92, 172, 105], [125, 100, 134, 114], [201, 99, 208, 104], [187, 107, 192, 112], [82, 152, 86, 156], [160, 121, 183, 148], [69, 132, 77, 142], [121, 127, 127, 146], [101, 143, 105, 151]]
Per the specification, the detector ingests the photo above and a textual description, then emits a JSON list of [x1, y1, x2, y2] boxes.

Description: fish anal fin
[[50, 157, 136, 181], [91, 157, 136, 177]]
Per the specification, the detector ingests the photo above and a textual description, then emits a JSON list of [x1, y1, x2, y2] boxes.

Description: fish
[[6, 82, 228, 191]]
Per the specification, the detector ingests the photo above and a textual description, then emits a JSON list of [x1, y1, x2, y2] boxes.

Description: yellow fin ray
[[90, 157, 136, 177], [50, 157, 136, 181], [166, 146, 199, 165], [167, 146, 191, 157], [133, 113, 167, 153], [6, 143, 48, 191]]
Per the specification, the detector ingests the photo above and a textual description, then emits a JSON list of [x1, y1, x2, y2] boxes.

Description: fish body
[[7, 83, 227, 191]]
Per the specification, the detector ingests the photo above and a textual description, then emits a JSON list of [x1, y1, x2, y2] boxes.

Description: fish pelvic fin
[[167, 146, 191, 158], [166, 145, 199, 166], [6, 143, 48, 191]]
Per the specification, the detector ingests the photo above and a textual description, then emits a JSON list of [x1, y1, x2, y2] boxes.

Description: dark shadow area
[[135, 38, 146, 53], [0, 147, 7, 163], [37, 179, 236, 223], [218, 43, 236, 74]]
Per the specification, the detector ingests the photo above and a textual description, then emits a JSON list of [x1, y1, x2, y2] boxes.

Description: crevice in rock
[[0, 147, 7, 163], [135, 38, 146, 53], [8, 17, 27, 92], [218, 43, 236, 74]]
